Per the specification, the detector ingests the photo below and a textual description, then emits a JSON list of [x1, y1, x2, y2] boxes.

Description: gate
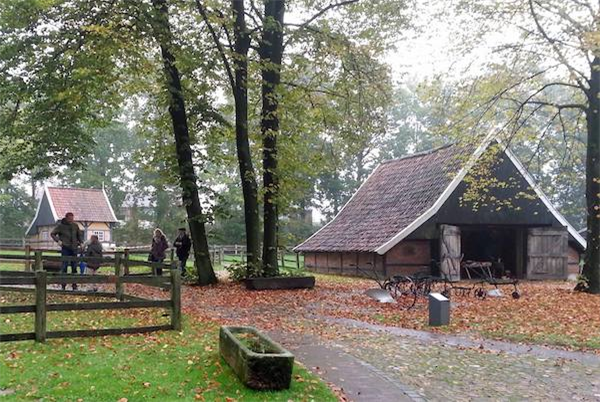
[[527, 227, 568, 279]]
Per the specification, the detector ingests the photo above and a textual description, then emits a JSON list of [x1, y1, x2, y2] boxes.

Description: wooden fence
[[0, 242, 304, 271], [209, 245, 302, 270], [0, 253, 180, 343]]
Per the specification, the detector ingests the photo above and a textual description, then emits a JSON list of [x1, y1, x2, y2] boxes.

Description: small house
[[295, 140, 586, 280], [26, 187, 119, 248]]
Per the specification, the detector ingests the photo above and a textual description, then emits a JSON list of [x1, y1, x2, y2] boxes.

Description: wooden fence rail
[[0, 254, 181, 343], [0, 244, 305, 271]]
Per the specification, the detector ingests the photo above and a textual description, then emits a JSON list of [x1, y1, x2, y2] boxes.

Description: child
[[85, 235, 103, 292]]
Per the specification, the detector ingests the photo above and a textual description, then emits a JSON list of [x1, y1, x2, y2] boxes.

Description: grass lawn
[[0, 291, 337, 402]]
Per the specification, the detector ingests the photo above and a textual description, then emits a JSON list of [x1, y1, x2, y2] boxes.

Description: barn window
[[92, 231, 105, 241], [41, 231, 49, 240]]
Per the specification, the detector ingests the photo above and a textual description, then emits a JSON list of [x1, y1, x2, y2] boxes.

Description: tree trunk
[[583, 56, 600, 294], [259, 0, 285, 276], [151, 0, 217, 285], [232, 0, 261, 272]]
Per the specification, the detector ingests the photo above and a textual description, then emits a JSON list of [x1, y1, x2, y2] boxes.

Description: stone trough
[[244, 276, 315, 290], [219, 326, 294, 390]]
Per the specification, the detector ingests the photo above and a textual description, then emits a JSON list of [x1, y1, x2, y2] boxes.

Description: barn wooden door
[[440, 224, 461, 281], [527, 227, 568, 279]]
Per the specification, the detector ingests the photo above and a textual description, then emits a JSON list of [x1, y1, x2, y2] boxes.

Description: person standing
[[51, 212, 83, 290], [173, 227, 191, 277], [150, 228, 169, 275], [84, 234, 103, 292]]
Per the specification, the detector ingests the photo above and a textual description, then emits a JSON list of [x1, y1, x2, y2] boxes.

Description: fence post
[[296, 252, 300, 270], [280, 248, 285, 269], [170, 266, 182, 331], [34, 251, 43, 271], [123, 248, 130, 276], [25, 244, 32, 272], [170, 248, 175, 264], [115, 252, 124, 301], [35, 270, 47, 342]]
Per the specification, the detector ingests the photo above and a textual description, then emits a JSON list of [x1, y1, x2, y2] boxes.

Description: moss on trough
[[219, 326, 294, 390]]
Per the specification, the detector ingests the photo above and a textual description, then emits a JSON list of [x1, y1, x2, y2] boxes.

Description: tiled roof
[[47, 187, 118, 223], [295, 144, 465, 252]]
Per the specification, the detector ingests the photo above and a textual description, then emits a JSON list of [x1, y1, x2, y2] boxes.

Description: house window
[[41, 231, 49, 240], [92, 231, 105, 241]]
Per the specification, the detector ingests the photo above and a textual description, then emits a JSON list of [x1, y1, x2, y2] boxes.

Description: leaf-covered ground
[[0, 291, 338, 402], [128, 275, 600, 352]]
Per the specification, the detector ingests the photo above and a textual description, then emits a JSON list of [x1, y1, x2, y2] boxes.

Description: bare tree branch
[[283, 0, 360, 47], [194, 0, 235, 91], [528, 0, 590, 89]]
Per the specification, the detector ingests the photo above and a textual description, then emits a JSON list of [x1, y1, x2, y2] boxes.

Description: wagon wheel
[[396, 289, 417, 310], [474, 287, 487, 300], [419, 278, 434, 297], [511, 290, 521, 299], [392, 277, 417, 310], [383, 280, 398, 298]]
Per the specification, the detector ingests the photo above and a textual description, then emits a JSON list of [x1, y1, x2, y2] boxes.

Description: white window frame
[[41, 231, 49, 240], [92, 230, 105, 242]]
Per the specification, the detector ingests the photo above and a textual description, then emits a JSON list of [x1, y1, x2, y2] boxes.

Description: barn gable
[[295, 140, 586, 255]]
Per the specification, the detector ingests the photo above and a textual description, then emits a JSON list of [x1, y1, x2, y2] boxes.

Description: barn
[[26, 186, 119, 248], [295, 141, 586, 280]]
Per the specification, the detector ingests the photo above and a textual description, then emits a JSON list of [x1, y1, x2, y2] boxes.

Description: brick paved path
[[308, 318, 600, 401], [272, 331, 422, 402]]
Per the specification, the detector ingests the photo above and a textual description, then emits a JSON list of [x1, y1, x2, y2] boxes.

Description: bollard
[[428, 292, 449, 326]]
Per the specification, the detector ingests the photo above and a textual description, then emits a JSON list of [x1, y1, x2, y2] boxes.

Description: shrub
[[225, 262, 263, 281]]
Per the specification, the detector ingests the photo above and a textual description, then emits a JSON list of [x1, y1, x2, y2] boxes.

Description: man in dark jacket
[[51, 212, 83, 289], [173, 227, 191, 277]]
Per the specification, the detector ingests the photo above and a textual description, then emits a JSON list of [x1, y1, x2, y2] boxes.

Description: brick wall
[[385, 240, 431, 277], [303, 251, 384, 277]]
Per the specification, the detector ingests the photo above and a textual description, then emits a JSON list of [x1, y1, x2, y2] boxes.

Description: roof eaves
[[44, 186, 59, 222], [25, 186, 47, 236]]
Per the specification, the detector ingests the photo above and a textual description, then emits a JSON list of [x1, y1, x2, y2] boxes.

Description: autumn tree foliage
[[0, 0, 407, 279]]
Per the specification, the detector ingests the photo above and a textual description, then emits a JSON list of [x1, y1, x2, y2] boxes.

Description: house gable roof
[[295, 139, 586, 254], [26, 186, 118, 236], [46, 187, 118, 223]]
